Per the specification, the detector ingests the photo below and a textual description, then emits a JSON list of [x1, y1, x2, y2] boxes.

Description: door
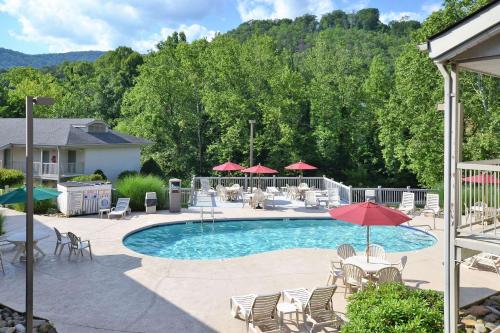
[[67, 150, 76, 174]]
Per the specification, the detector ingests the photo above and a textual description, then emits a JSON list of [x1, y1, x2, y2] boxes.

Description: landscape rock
[[484, 314, 500, 323], [469, 305, 491, 317], [474, 322, 487, 333], [485, 322, 499, 331], [13, 324, 24, 333], [490, 296, 500, 304]]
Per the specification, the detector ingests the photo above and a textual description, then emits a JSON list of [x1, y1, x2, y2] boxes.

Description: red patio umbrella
[[462, 173, 500, 184], [285, 160, 318, 185], [242, 163, 278, 190], [212, 161, 244, 172], [329, 202, 412, 262]]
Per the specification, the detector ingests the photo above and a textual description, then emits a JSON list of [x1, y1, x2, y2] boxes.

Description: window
[[87, 123, 107, 133], [68, 150, 76, 164]]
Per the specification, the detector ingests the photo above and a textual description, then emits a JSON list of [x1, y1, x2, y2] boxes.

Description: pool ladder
[[200, 206, 215, 224]]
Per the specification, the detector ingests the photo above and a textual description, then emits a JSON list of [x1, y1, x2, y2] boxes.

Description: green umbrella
[[0, 187, 60, 204]]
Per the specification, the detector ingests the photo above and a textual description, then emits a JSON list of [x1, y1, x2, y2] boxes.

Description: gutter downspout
[[437, 62, 453, 333]]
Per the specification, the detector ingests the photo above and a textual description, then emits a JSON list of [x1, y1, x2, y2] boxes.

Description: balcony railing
[[5, 161, 84, 178], [458, 159, 500, 239]]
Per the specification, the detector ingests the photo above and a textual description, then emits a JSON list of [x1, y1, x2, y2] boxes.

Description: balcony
[[456, 159, 500, 254], [6, 161, 85, 179]]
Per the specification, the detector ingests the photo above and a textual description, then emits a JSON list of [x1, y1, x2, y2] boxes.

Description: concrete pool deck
[[0, 206, 498, 333]]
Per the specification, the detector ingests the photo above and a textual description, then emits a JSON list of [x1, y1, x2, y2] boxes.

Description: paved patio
[[0, 206, 498, 333]]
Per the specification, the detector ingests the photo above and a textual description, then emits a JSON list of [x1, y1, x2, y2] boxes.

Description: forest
[[0, 0, 498, 188]]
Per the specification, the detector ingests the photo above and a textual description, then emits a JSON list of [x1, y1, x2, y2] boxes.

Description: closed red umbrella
[[213, 161, 244, 172], [462, 173, 500, 184], [329, 202, 411, 262], [242, 163, 278, 190], [285, 160, 318, 184]]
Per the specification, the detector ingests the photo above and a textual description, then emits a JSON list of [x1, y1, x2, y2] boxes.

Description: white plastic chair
[[392, 255, 408, 275], [303, 286, 342, 333], [342, 264, 368, 297], [422, 193, 440, 229], [67, 232, 92, 261], [377, 267, 403, 285], [53, 227, 71, 255], [366, 244, 386, 259], [327, 188, 341, 208], [304, 191, 320, 208], [108, 198, 131, 219]]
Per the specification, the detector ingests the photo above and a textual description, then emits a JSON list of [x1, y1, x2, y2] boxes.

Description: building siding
[[84, 146, 141, 180]]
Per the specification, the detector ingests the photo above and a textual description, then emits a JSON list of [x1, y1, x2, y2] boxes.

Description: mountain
[[0, 47, 106, 70]]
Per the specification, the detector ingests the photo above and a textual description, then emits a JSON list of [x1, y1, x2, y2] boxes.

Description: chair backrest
[[377, 267, 402, 284], [398, 256, 408, 272], [305, 191, 316, 203], [305, 286, 337, 315], [54, 227, 63, 242], [67, 232, 79, 248], [365, 189, 376, 202], [200, 178, 210, 192], [328, 188, 339, 198], [299, 182, 309, 189], [425, 194, 440, 213], [366, 244, 385, 259], [337, 244, 356, 260], [115, 198, 130, 212], [289, 186, 299, 196], [250, 293, 281, 323], [343, 264, 366, 285], [231, 183, 240, 190], [400, 192, 415, 208]]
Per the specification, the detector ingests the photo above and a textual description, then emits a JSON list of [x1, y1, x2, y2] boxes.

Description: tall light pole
[[249, 120, 255, 192], [25, 96, 53, 332]]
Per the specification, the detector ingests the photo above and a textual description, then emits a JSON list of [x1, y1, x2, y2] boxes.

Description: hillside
[[0, 47, 106, 70]]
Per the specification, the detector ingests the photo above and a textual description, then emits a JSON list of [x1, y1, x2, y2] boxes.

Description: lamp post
[[25, 96, 53, 332], [249, 120, 255, 192]]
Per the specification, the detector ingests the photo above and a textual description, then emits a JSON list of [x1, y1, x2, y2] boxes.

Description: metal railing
[[191, 176, 325, 191], [4, 161, 84, 177], [458, 159, 499, 238]]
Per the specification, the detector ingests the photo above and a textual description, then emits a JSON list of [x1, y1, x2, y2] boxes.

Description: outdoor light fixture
[[25, 96, 54, 332]]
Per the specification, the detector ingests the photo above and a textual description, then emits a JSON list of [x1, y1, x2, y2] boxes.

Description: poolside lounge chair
[[302, 286, 342, 333], [327, 188, 341, 208], [230, 293, 281, 333], [53, 227, 71, 255], [108, 198, 131, 219], [365, 189, 376, 202], [304, 191, 320, 208], [200, 178, 212, 193], [67, 232, 92, 261], [342, 264, 368, 297], [252, 189, 269, 209], [216, 184, 227, 201], [422, 193, 440, 229], [366, 244, 385, 259], [465, 253, 500, 275], [376, 267, 403, 285], [398, 192, 415, 217]]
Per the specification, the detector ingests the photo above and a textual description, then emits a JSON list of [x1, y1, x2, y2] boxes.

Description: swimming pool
[[123, 218, 436, 260]]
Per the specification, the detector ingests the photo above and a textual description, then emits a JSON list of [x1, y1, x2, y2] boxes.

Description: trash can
[[145, 192, 157, 214], [169, 178, 181, 213]]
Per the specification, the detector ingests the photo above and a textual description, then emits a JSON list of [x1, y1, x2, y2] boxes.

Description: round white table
[[6, 231, 50, 263], [343, 255, 391, 274]]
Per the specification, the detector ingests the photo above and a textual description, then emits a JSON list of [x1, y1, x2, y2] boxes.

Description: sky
[[0, 0, 442, 55]]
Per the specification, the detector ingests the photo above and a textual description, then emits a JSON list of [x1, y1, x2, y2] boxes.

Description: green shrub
[[140, 158, 163, 178], [70, 174, 104, 182], [0, 212, 4, 235], [117, 170, 138, 180], [115, 175, 166, 211], [93, 169, 107, 180], [0, 169, 25, 187], [342, 283, 443, 333], [10, 198, 57, 214]]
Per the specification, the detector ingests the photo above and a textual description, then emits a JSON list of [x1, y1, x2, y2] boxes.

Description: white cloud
[[0, 0, 221, 53], [421, 2, 442, 14], [379, 11, 423, 24], [237, 0, 334, 21]]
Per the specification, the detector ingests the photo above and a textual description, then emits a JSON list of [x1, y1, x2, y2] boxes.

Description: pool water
[[123, 218, 436, 260]]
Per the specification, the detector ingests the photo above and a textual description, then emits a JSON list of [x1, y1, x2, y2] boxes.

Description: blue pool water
[[123, 218, 436, 260]]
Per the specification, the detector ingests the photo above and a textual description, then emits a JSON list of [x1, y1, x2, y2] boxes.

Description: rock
[[469, 305, 491, 317], [485, 322, 499, 331], [0, 327, 15, 333], [484, 314, 499, 323], [36, 323, 50, 333], [490, 295, 500, 304], [14, 324, 25, 333], [474, 322, 487, 333], [32, 321, 44, 328], [462, 316, 477, 327]]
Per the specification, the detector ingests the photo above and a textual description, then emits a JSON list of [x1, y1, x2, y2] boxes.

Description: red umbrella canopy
[[213, 161, 244, 172], [328, 201, 411, 226], [462, 173, 500, 184], [285, 160, 318, 171], [241, 163, 278, 174]]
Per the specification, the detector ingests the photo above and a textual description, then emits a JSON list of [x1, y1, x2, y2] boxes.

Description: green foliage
[[93, 169, 107, 180], [0, 169, 24, 187], [342, 283, 444, 333], [115, 175, 166, 211], [117, 170, 138, 180], [70, 174, 104, 182], [140, 158, 164, 178]]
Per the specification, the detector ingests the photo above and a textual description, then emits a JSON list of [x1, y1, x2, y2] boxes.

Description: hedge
[[70, 174, 104, 182], [115, 175, 166, 211], [0, 169, 24, 187]]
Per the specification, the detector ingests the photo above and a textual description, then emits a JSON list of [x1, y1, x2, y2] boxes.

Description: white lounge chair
[[327, 188, 341, 208], [422, 193, 440, 229], [108, 198, 131, 219], [230, 293, 281, 333], [366, 244, 385, 259], [365, 189, 376, 202], [466, 253, 500, 275], [303, 286, 342, 333], [200, 178, 212, 193], [398, 192, 415, 217], [304, 191, 320, 208]]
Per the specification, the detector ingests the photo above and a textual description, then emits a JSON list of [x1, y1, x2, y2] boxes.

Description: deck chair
[[67, 232, 92, 261], [337, 244, 356, 260], [365, 189, 376, 202], [304, 191, 320, 208], [252, 189, 269, 209], [230, 293, 281, 333], [108, 198, 131, 219], [366, 244, 385, 259], [200, 178, 212, 193], [216, 184, 227, 201], [327, 188, 341, 208], [342, 264, 368, 297], [376, 267, 403, 285], [53, 227, 71, 255], [422, 193, 440, 229], [398, 192, 415, 217], [466, 253, 500, 275], [302, 286, 343, 333]]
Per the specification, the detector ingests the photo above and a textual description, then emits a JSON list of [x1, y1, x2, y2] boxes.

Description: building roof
[[0, 118, 150, 148], [423, 0, 500, 77]]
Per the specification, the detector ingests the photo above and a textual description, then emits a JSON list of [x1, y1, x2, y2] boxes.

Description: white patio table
[[6, 231, 50, 263], [343, 255, 391, 274]]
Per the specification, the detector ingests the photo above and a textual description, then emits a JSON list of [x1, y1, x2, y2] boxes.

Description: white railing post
[[272, 175, 276, 187], [377, 185, 382, 204], [348, 185, 352, 204]]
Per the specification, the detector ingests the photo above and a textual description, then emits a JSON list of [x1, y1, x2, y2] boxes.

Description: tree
[[320, 10, 350, 30], [352, 8, 382, 31]]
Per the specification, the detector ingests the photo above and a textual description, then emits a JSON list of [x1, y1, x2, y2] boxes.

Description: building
[[421, 1, 500, 332], [0, 118, 150, 181]]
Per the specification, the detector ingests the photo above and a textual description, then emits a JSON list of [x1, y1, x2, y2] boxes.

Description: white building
[[0, 118, 150, 181]]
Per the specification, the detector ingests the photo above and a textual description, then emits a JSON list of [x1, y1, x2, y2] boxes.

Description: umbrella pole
[[366, 226, 370, 263]]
